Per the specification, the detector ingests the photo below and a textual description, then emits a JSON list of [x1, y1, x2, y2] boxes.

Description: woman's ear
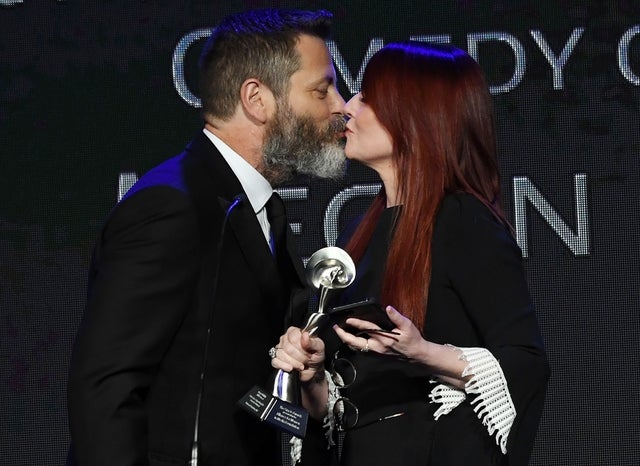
[[239, 78, 276, 124]]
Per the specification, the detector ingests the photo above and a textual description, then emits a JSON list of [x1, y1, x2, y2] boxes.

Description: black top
[[330, 193, 549, 466]]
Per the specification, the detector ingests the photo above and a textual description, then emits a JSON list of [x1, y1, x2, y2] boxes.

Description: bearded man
[[66, 9, 345, 466]]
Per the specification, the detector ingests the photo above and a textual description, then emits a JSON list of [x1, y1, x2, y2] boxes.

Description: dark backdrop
[[1, 1, 639, 465]]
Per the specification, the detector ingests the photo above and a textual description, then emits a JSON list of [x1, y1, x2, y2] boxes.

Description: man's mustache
[[329, 115, 347, 134]]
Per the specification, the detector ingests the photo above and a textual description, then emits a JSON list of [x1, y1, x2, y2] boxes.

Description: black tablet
[[328, 298, 395, 331]]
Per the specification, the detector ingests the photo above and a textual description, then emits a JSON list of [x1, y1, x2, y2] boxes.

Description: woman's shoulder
[[436, 192, 513, 244], [437, 192, 495, 223]]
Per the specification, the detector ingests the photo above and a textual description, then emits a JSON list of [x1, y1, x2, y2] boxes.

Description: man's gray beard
[[262, 106, 346, 185]]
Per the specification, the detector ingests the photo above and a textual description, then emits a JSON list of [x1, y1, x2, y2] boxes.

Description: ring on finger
[[268, 346, 279, 359], [360, 339, 369, 353]]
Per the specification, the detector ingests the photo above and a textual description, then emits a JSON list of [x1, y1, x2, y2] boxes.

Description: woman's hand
[[333, 305, 427, 361], [270, 326, 325, 383], [333, 306, 469, 387], [270, 326, 329, 419]]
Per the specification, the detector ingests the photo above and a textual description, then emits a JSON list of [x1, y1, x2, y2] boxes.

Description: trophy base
[[238, 385, 308, 438]]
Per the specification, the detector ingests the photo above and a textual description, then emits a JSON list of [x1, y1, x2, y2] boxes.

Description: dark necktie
[[266, 192, 287, 258]]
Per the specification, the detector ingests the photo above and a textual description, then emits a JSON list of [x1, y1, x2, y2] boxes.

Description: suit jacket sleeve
[[68, 186, 200, 466], [440, 195, 550, 466]]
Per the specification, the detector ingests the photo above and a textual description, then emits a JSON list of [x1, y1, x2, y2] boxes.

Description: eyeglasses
[[330, 349, 356, 389], [333, 396, 359, 431], [329, 347, 358, 430], [333, 396, 406, 431]]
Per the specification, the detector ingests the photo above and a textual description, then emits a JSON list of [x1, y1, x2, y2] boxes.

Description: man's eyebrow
[[309, 75, 334, 87]]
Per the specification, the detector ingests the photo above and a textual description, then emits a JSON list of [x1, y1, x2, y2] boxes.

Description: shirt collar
[[203, 128, 272, 213]]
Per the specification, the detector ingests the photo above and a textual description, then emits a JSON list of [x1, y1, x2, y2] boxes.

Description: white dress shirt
[[203, 128, 273, 247]]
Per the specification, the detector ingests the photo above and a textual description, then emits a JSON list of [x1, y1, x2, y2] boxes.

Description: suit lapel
[[284, 228, 307, 287], [220, 195, 287, 298]]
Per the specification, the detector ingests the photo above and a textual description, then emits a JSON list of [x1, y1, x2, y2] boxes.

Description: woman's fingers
[[333, 324, 371, 351], [271, 346, 305, 372], [271, 328, 308, 371], [385, 305, 410, 329], [271, 327, 326, 372], [343, 317, 383, 331]]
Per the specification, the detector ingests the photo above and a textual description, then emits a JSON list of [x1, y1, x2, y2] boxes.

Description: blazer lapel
[[285, 228, 306, 287], [220, 195, 286, 298]]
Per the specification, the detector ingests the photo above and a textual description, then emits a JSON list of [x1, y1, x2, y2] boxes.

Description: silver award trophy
[[271, 246, 356, 405], [238, 246, 355, 438]]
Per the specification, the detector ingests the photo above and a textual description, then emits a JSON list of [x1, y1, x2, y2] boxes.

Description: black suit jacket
[[67, 132, 312, 465]]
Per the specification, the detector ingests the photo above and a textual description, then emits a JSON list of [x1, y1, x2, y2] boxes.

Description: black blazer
[[334, 193, 549, 466], [67, 132, 311, 465], [425, 193, 549, 466]]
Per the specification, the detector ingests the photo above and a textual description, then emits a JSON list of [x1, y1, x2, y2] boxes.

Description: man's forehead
[[293, 38, 336, 83], [295, 35, 332, 65]]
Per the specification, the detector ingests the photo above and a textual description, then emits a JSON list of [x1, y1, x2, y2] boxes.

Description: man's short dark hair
[[198, 8, 333, 121]]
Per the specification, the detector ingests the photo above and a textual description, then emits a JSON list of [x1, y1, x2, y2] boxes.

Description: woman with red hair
[[272, 41, 549, 466]]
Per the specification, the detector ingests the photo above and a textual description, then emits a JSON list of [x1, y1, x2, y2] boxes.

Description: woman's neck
[[379, 170, 399, 207]]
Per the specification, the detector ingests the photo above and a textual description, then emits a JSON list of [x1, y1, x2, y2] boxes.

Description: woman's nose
[[343, 93, 360, 118]]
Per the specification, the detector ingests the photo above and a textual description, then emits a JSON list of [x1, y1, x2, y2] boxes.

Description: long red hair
[[345, 42, 509, 331]]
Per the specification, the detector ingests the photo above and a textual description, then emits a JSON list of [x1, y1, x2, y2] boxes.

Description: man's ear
[[240, 78, 276, 124]]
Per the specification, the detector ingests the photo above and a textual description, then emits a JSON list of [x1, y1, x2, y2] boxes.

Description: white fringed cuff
[[289, 436, 302, 465], [323, 369, 340, 447], [289, 371, 340, 466], [429, 380, 467, 420], [290, 370, 338, 464], [428, 346, 516, 454]]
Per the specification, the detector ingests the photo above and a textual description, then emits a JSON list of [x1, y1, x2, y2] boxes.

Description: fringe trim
[[428, 379, 467, 420], [323, 369, 340, 447], [428, 346, 516, 455], [291, 370, 338, 464], [289, 436, 302, 465]]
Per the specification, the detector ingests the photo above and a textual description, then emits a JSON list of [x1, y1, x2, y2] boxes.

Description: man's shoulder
[[124, 130, 218, 199], [120, 153, 189, 203]]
